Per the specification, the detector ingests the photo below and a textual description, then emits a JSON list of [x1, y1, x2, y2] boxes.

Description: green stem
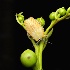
[[39, 41, 44, 70], [44, 20, 56, 35], [33, 28, 53, 70], [33, 45, 39, 70], [33, 41, 44, 70]]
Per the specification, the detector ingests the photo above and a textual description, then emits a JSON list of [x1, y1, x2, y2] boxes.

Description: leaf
[[43, 28, 53, 51]]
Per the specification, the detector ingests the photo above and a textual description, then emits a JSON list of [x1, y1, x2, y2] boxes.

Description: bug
[[24, 17, 45, 41]]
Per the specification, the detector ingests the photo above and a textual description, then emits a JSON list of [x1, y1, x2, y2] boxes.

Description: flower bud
[[37, 17, 45, 26], [58, 7, 66, 16], [17, 12, 24, 22], [67, 7, 70, 13]]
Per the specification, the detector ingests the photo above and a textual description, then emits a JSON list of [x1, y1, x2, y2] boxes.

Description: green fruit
[[20, 49, 37, 67], [18, 15, 24, 22], [37, 17, 45, 26], [58, 7, 66, 16], [17, 12, 24, 22], [18, 16, 23, 21], [67, 7, 70, 13], [49, 12, 55, 20]]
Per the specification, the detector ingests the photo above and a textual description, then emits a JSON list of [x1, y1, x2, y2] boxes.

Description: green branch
[[45, 14, 69, 35]]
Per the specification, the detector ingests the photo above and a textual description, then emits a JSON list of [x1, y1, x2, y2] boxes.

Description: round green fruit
[[58, 7, 66, 16], [37, 17, 45, 26], [49, 12, 55, 20], [18, 15, 24, 22], [20, 49, 37, 67], [18, 16, 23, 21], [67, 7, 70, 13]]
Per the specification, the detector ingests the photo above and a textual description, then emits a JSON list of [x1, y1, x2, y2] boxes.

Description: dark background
[[0, 0, 70, 70]]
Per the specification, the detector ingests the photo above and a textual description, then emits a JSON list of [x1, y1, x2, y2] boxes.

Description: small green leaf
[[43, 28, 53, 51]]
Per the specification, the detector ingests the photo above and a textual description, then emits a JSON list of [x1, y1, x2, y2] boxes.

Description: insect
[[24, 17, 45, 41]]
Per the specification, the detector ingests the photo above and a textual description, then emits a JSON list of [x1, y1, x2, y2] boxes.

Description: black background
[[0, 0, 70, 70]]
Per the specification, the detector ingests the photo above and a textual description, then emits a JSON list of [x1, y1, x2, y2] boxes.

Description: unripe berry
[[49, 12, 55, 20], [18, 15, 24, 22], [58, 7, 66, 16], [20, 49, 37, 67], [67, 7, 70, 13], [37, 17, 45, 26]]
